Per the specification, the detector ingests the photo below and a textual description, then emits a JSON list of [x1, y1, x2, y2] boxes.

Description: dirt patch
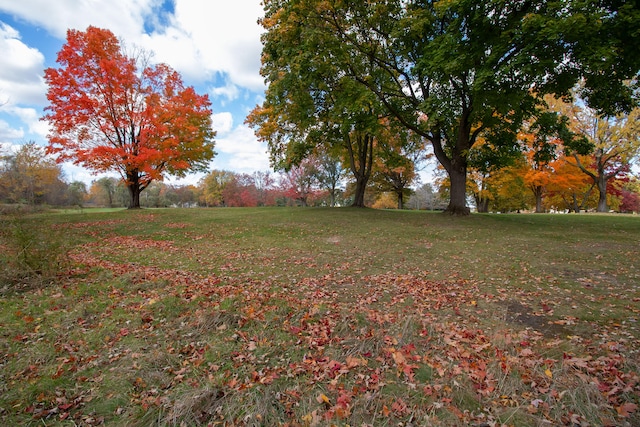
[[550, 266, 621, 287], [505, 300, 569, 337]]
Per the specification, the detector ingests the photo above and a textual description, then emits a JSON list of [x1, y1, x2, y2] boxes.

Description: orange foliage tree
[[43, 27, 215, 208], [545, 155, 596, 212], [466, 133, 523, 213], [519, 123, 563, 213], [549, 97, 640, 212], [466, 160, 530, 213]]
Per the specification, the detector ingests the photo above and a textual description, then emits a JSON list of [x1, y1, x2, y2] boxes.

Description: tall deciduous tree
[[519, 109, 583, 213], [89, 177, 120, 207], [466, 134, 524, 213], [561, 102, 640, 212], [248, 1, 389, 207], [256, 0, 638, 215], [486, 162, 531, 213], [66, 181, 88, 207], [407, 183, 447, 210], [199, 170, 236, 207], [546, 154, 596, 212], [280, 159, 324, 206], [223, 174, 260, 207], [619, 178, 640, 213], [43, 26, 216, 209], [252, 171, 277, 206]]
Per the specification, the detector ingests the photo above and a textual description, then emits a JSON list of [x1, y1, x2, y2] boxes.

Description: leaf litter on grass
[[2, 210, 639, 426]]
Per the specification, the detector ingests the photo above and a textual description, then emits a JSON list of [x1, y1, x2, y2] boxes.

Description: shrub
[[0, 215, 68, 290]]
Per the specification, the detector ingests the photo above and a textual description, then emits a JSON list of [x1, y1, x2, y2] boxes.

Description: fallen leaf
[[316, 393, 330, 405], [382, 405, 391, 417], [616, 402, 638, 417]]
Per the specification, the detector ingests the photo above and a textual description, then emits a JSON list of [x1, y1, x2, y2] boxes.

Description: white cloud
[[215, 124, 269, 172], [0, 0, 265, 92], [144, 0, 265, 90], [0, 0, 156, 41], [0, 22, 47, 106], [6, 106, 49, 137], [210, 80, 241, 104], [211, 112, 233, 135], [0, 119, 24, 142], [0, 138, 24, 157]]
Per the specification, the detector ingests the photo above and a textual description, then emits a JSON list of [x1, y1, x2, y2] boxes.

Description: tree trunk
[[571, 193, 580, 213], [447, 165, 470, 215], [533, 186, 544, 213], [346, 132, 374, 208], [127, 171, 143, 209], [352, 176, 367, 207], [475, 197, 489, 213], [430, 127, 471, 216], [596, 174, 608, 212], [572, 152, 610, 213], [397, 190, 403, 210], [128, 184, 141, 209]]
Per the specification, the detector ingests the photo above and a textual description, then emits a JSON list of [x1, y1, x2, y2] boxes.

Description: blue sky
[[0, 0, 269, 186]]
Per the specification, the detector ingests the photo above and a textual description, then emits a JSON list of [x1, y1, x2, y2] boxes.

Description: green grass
[[1, 207, 639, 426]]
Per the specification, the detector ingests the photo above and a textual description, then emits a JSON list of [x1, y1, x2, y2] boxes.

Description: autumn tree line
[[459, 98, 640, 213], [6, 2, 638, 214], [0, 142, 443, 209], [2, 133, 639, 212]]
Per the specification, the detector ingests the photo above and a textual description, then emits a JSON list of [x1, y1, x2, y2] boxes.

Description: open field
[[1, 208, 639, 426]]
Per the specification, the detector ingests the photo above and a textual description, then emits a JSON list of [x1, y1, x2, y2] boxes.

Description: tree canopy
[[252, 0, 640, 215], [43, 26, 216, 209]]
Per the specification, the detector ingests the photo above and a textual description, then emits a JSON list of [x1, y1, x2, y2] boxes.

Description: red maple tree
[[43, 26, 215, 208]]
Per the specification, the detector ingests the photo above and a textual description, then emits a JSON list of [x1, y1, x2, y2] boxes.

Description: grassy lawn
[[1, 208, 639, 426]]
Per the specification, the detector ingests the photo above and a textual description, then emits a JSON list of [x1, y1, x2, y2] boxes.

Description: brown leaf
[[616, 402, 638, 417]]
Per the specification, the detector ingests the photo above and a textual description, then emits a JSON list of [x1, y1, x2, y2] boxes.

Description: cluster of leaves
[[1, 209, 638, 426]]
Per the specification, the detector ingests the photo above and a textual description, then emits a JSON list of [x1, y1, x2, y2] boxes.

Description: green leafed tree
[[66, 181, 88, 207], [254, 0, 639, 215], [247, 1, 393, 207], [313, 150, 346, 207]]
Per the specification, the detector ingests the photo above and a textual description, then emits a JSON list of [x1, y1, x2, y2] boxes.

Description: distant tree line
[[0, 143, 86, 207], [2, 139, 638, 213]]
